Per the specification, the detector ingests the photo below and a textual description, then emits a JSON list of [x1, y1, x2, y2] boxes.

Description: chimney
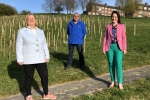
[[105, 3, 107, 7], [145, 2, 148, 6]]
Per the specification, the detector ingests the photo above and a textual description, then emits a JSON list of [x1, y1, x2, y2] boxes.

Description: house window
[[88, 12, 91, 15], [102, 7, 104, 9], [144, 7, 147, 10], [96, 13, 99, 15], [139, 11, 142, 14], [138, 15, 142, 17], [105, 7, 107, 10]]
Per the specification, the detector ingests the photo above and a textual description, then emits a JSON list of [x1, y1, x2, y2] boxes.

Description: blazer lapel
[[108, 24, 112, 36], [25, 28, 37, 38], [36, 28, 42, 38], [116, 24, 120, 37]]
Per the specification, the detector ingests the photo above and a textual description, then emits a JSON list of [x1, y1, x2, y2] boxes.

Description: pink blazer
[[102, 23, 127, 52]]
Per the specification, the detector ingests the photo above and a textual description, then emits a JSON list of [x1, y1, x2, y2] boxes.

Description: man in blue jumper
[[65, 12, 87, 70]]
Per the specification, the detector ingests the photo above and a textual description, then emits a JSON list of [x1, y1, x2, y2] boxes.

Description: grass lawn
[[73, 78, 150, 100], [0, 15, 150, 97]]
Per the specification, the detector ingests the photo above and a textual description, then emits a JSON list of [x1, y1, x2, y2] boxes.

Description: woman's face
[[111, 13, 118, 24], [27, 15, 36, 26]]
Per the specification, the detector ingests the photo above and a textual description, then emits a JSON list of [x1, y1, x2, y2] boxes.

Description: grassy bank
[[74, 78, 150, 100], [0, 15, 150, 97]]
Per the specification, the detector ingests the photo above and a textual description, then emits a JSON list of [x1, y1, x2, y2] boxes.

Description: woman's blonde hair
[[25, 13, 38, 27]]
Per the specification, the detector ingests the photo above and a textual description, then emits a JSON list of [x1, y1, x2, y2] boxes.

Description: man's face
[[73, 13, 79, 21]]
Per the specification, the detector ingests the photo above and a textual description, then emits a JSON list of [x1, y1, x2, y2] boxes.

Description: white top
[[28, 27, 37, 35]]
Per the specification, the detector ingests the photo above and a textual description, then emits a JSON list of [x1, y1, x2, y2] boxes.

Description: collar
[[70, 19, 80, 25], [112, 24, 117, 29], [27, 26, 37, 29]]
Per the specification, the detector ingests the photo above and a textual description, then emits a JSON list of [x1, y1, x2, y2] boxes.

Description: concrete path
[[1, 65, 150, 100]]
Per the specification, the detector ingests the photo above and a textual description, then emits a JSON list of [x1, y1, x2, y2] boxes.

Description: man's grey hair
[[73, 12, 80, 17]]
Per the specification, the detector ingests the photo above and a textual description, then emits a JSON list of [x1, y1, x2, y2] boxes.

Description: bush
[[20, 10, 31, 15], [0, 3, 18, 16]]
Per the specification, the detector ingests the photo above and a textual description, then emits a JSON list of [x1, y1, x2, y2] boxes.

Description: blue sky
[[0, 0, 149, 14]]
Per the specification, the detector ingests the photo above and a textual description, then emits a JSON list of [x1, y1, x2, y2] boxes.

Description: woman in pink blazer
[[102, 11, 127, 90]]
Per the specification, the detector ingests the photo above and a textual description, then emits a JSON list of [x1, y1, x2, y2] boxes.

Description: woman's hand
[[45, 58, 49, 63], [103, 51, 106, 54], [123, 50, 127, 54], [18, 62, 24, 65]]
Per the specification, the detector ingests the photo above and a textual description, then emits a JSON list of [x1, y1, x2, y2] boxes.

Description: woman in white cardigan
[[16, 14, 57, 100]]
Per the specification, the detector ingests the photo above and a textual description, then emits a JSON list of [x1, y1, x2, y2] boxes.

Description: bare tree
[[64, 0, 69, 14], [93, 0, 102, 14], [69, 0, 78, 14], [78, 0, 90, 12], [86, 0, 102, 15], [64, 0, 72, 14], [115, 0, 143, 17], [64, 0, 78, 14], [41, 0, 54, 14], [90, 0, 102, 4], [53, 0, 65, 14]]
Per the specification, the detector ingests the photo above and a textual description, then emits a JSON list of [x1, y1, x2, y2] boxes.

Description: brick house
[[133, 3, 150, 17], [86, 3, 124, 16], [86, 2, 150, 17]]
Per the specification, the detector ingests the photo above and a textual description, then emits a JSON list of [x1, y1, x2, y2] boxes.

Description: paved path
[[1, 65, 150, 100]]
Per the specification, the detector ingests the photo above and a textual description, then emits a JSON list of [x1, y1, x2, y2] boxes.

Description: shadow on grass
[[7, 61, 43, 98], [51, 52, 110, 87]]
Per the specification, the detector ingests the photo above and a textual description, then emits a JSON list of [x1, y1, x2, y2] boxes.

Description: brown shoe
[[43, 92, 57, 100]]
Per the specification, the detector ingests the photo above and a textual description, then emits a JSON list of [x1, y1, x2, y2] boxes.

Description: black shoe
[[64, 65, 71, 70], [80, 65, 86, 71]]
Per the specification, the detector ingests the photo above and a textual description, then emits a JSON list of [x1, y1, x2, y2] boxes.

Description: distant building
[[86, 2, 150, 17], [86, 2, 124, 16], [133, 2, 150, 17]]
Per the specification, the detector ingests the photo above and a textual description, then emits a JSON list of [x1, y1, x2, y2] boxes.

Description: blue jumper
[[67, 20, 86, 45]]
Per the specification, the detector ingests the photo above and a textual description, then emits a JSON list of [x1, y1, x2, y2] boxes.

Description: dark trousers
[[67, 44, 85, 67], [23, 63, 48, 96]]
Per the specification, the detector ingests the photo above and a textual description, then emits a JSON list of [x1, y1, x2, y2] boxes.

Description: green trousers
[[106, 43, 123, 84]]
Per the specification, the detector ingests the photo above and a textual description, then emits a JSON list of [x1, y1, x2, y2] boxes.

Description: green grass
[[0, 15, 150, 97], [73, 78, 150, 100]]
